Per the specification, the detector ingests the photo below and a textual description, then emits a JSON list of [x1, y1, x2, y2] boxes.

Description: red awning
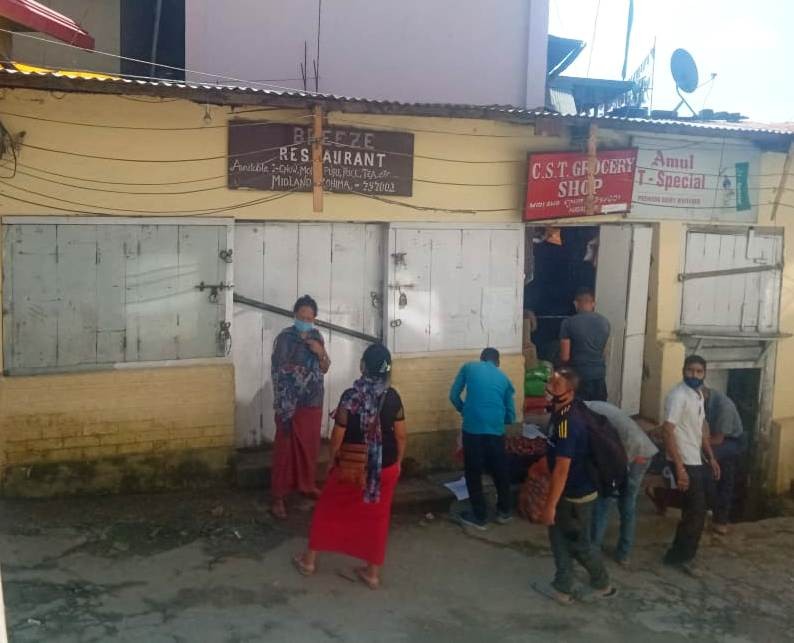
[[0, 0, 94, 50]]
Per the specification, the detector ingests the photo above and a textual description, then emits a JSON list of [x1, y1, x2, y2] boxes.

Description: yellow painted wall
[[0, 89, 575, 223], [0, 364, 234, 467]]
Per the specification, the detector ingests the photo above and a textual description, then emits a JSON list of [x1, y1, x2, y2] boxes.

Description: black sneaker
[[495, 512, 513, 525], [457, 510, 488, 531]]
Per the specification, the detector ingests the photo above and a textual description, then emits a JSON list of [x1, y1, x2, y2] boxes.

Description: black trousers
[[462, 432, 510, 522], [664, 464, 707, 564], [708, 438, 743, 525], [578, 378, 608, 402], [548, 498, 610, 595]]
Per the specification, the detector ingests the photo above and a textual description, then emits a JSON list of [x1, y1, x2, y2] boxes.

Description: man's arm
[[504, 381, 517, 425], [559, 318, 571, 364], [559, 339, 571, 364], [702, 420, 721, 481], [542, 457, 571, 525], [662, 420, 690, 491], [449, 367, 466, 414]]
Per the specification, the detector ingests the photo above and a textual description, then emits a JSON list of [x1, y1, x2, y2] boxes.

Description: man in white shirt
[[661, 355, 721, 576]]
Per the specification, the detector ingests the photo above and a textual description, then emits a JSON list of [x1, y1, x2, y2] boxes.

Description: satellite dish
[[671, 49, 699, 93], [670, 48, 699, 116]]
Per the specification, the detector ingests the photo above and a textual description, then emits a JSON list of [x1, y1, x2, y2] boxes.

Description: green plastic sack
[[524, 379, 547, 397]]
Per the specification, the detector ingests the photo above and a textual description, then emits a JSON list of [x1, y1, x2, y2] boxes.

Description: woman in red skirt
[[293, 344, 406, 590], [270, 295, 331, 519]]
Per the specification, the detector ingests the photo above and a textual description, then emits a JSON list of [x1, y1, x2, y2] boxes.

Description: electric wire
[[0, 27, 327, 96]]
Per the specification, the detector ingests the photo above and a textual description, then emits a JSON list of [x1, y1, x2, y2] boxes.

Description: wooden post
[[312, 105, 324, 213], [585, 123, 598, 217]]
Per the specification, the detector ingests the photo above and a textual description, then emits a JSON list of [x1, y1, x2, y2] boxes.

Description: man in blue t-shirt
[[449, 347, 516, 530], [541, 368, 613, 604]]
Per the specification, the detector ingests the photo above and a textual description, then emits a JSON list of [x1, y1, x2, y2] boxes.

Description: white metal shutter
[[233, 222, 384, 447], [594, 224, 652, 414], [681, 228, 782, 333], [2, 222, 231, 374], [387, 224, 524, 354]]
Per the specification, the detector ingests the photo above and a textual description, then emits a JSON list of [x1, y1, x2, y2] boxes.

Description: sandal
[[292, 554, 315, 577], [337, 567, 380, 590]]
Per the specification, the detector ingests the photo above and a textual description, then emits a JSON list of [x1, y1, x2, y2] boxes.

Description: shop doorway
[[523, 223, 652, 413], [724, 368, 761, 521]]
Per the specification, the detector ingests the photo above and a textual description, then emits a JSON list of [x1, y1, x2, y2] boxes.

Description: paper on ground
[[443, 476, 469, 501]]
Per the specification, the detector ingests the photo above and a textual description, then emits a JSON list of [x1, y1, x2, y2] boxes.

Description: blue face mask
[[684, 377, 704, 390], [294, 319, 314, 333]]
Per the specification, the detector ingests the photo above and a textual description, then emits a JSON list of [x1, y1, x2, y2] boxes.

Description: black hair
[[480, 347, 500, 364], [362, 344, 392, 378], [684, 354, 707, 371], [556, 366, 580, 390], [574, 286, 595, 300], [293, 294, 318, 316]]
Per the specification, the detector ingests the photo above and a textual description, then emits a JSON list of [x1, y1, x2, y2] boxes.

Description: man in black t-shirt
[[541, 368, 613, 604], [559, 287, 610, 401]]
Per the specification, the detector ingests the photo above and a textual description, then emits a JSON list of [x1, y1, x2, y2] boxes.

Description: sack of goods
[[524, 361, 552, 398], [518, 460, 551, 523]]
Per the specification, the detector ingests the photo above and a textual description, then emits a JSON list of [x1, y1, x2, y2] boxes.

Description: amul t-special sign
[[524, 149, 638, 220], [228, 121, 414, 196], [630, 136, 760, 222]]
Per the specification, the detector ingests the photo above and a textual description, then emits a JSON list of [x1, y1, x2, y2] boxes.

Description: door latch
[[219, 249, 234, 263], [196, 281, 234, 303], [391, 252, 407, 267], [218, 321, 232, 355], [390, 319, 402, 328]]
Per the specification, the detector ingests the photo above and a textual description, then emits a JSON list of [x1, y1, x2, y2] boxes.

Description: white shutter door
[[621, 226, 652, 415], [681, 229, 782, 333], [233, 223, 384, 447], [594, 225, 631, 407], [594, 224, 651, 413], [388, 225, 523, 354]]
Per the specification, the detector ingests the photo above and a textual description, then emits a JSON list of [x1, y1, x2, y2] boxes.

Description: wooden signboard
[[228, 121, 414, 196]]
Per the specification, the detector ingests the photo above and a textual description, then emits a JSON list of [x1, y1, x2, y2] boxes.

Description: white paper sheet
[[443, 476, 470, 501]]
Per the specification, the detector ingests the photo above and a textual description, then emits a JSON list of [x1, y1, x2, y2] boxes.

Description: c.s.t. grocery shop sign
[[524, 149, 638, 220]]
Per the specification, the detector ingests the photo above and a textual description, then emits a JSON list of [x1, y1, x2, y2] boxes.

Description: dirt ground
[[1, 486, 793, 643]]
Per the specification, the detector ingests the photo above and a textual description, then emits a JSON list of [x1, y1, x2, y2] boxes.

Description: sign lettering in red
[[524, 148, 638, 220]]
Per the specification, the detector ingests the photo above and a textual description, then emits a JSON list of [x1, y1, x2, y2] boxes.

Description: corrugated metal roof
[[0, 67, 791, 144]]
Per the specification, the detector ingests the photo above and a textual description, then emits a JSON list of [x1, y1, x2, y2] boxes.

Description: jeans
[[664, 464, 707, 565], [709, 438, 743, 525], [462, 432, 510, 522], [548, 498, 610, 595], [591, 459, 651, 561], [578, 378, 608, 402]]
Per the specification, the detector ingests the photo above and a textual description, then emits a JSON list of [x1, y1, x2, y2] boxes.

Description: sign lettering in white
[[629, 137, 760, 222]]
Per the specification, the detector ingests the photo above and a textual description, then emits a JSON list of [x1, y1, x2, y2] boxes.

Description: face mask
[[294, 319, 314, 333], [545, 392, 568, 413], [684, 377, 704, 390]]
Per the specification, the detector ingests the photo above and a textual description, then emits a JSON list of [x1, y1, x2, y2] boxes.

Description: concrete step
[[232, 447, 456, 515]]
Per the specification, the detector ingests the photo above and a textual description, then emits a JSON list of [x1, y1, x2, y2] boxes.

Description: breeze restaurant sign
[[524, 149, 638, 220], [228, 121, 414, 196], [629, 136, 760, 222]]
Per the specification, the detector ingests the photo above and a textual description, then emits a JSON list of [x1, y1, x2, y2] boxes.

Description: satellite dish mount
[[670, 48, 699, 117]]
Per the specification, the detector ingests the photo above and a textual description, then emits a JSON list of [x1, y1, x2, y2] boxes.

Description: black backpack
[[570, 400, 628, 498]]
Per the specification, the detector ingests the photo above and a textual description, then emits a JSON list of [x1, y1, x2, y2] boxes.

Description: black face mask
[[545, 393, 566, 413]]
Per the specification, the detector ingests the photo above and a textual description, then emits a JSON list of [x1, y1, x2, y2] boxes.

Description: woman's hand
[[305, 338, 325, 357]]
